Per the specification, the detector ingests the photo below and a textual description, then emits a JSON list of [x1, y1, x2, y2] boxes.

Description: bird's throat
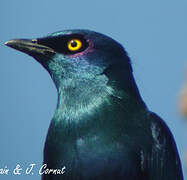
[[53, 75, 114, 125]]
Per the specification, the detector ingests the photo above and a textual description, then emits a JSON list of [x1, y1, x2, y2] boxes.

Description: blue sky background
[[1, 0, 187, 179]]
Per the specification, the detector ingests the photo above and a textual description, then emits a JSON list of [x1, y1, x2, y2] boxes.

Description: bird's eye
[[67, 39, 82, 52]]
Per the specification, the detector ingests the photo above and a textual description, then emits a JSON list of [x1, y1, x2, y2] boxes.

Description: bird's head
[[5, 29, 146, 119], [5, 30, 133, 88]]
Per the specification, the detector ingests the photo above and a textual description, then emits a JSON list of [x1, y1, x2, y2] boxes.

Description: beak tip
[[4, 40, 10, 46], [4, 40, 15, 47]]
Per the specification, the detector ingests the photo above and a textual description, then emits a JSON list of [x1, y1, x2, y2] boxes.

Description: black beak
[[5, 39, 55, 57]]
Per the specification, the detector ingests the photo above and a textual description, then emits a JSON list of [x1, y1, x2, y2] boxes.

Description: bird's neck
[[51, 72, 146, 128]]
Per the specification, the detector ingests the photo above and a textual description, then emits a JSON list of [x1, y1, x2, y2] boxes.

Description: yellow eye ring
[[67, 39, 82, 51]]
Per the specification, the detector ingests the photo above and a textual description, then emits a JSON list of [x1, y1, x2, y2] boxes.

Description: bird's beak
[[4, 39, 55, 57]]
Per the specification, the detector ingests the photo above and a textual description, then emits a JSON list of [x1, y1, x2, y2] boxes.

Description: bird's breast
[[74, 134, 143, 179]]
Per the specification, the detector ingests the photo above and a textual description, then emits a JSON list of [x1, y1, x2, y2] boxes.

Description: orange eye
[[67, 39, 82, 51]]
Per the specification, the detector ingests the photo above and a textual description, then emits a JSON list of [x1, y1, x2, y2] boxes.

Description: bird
[[5, 29, 184, 180]]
